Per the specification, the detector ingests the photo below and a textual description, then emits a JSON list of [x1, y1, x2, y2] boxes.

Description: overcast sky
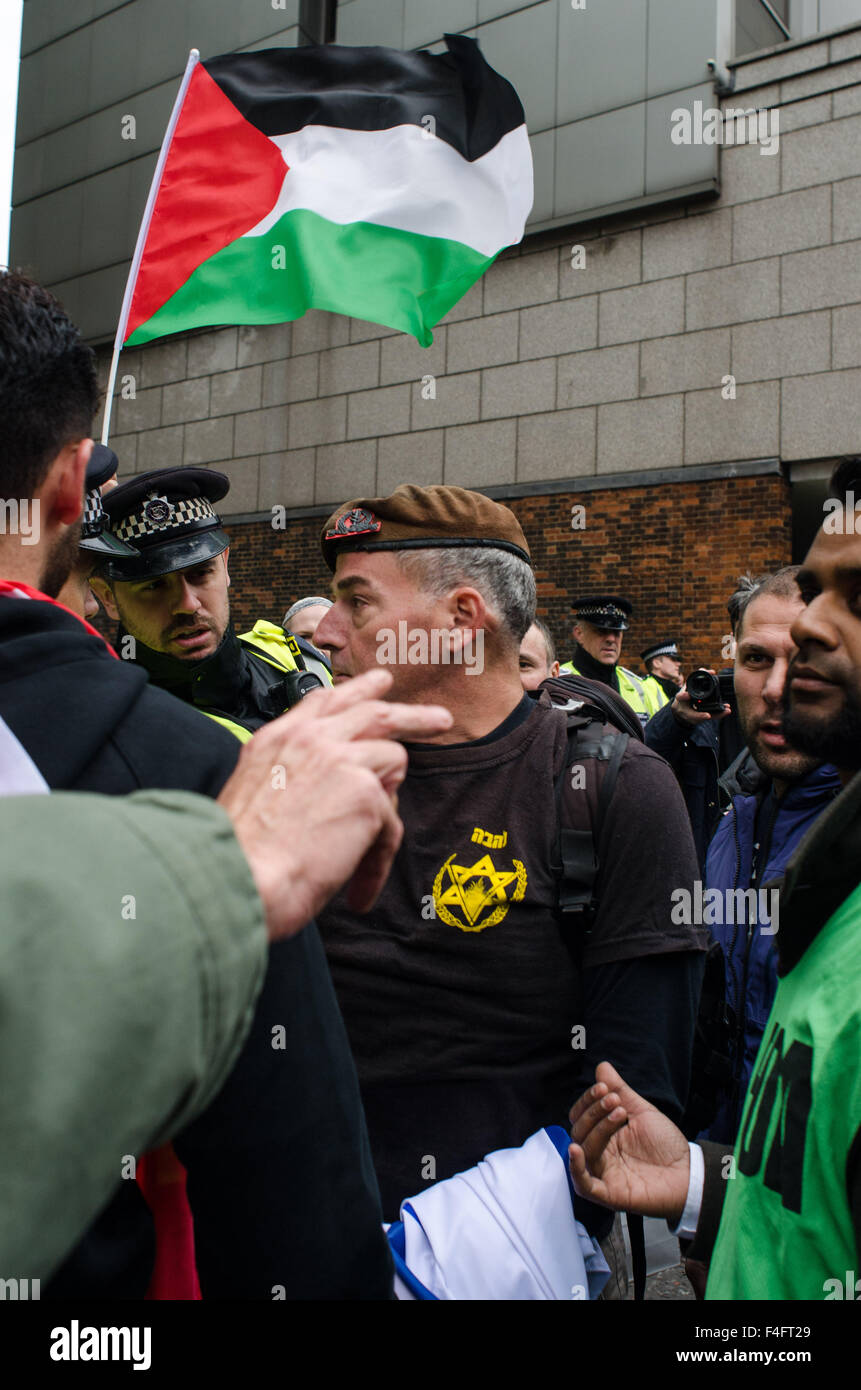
[[0, 0, 23, 267]]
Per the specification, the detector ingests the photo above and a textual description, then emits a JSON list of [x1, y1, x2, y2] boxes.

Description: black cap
[[640, 638, 681, 663], [100, 467, 231, 580], [571, 595, 632, 631], [79, 444, 140, 558]]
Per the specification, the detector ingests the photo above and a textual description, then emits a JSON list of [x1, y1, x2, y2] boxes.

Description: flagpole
[[101, 48, 201, 445]]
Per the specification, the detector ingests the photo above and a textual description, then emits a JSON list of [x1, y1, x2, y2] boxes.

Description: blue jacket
[[644, 700, 744, 870], [702, 759, 842, 1143]]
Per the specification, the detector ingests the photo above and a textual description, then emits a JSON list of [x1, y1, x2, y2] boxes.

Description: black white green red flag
[[119, 38, 532, 351]]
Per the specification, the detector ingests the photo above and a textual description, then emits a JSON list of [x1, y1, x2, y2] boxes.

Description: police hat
[[571, 595, 632, 631], [79, 444, 140, 558], [99, 467, 230, 580], [640, 638, 681, 664]]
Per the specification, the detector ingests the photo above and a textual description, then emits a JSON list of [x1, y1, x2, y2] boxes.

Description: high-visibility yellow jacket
[[205, 620, 332, 743], [559, 660, 667, 725]]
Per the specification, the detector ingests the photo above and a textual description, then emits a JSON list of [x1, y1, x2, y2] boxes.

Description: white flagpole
[[101, 48, 200, 445]]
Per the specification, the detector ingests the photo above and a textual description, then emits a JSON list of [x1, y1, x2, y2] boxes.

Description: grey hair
[[531, 617, 557, 666], [283, 595, 332, 627], [727, 566, 801, 639], [395, 546, 536, 646]]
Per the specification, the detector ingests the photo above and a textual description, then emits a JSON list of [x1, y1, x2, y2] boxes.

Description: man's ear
[[49, 438, 93, 526], [89, 574, 120, 622], [222, 546, 230, 589], [449, 586, 493, 632]]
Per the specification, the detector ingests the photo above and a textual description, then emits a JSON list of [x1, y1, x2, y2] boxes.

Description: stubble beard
[[783, 682, 861, 774], [39, 523, 83, 599]]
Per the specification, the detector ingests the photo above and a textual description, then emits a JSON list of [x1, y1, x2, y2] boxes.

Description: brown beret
[[321, 484, 531, 571]]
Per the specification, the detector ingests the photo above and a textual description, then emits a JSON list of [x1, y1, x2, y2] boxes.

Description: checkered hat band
[[114, 495, 216, 542], [578, 604, 626, 619], [81, 488, 105, 537], [649, 643, 678, 658]]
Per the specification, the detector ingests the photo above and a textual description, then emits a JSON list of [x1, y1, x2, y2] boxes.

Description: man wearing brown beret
[[314, 484, 706, 1266]]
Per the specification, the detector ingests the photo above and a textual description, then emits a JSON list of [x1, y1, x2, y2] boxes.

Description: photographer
[[644, 589, 753, 870]]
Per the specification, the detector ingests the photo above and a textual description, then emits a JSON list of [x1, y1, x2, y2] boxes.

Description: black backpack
[[537, 674, 650, 1299], [539, 673, 642, 938]]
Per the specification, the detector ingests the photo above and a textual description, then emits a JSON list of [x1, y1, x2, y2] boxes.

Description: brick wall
[[223, 470, 791, 674]]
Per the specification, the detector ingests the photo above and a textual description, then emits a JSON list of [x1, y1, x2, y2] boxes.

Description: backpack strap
[[628, 1213, 647, 1300], [553, 715, 629, 934]]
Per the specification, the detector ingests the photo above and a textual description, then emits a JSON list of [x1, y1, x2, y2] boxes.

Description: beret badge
[[326, 507, 382, 540]]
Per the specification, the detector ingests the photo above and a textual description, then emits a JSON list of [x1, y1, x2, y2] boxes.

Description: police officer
[[640, 637, 683, 705], [560, 595, 667, 726], [57, 444, 140, 621], [91, 466, 331, 740]]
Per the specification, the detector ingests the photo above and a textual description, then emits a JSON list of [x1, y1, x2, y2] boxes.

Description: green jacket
[[696, 768, 861, 1298], [0, 790, 267, 1281]]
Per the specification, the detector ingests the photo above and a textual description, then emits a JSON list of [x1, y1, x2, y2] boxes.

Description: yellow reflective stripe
[[203, 711, 254, 744], [563, 661, 655, 716], [238, 637, 297, 674]]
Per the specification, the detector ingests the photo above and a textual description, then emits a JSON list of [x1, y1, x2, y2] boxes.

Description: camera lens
[[687, 669, 719, 703]]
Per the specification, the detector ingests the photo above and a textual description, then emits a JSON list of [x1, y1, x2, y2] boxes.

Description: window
[[735, 0, 791, 57]]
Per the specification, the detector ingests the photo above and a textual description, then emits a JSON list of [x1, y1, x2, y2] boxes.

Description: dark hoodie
[[0, 594, 240, 793], [0, 593, 392, 1300]]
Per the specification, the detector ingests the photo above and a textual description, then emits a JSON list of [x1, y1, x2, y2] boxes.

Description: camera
[[687, 668, 731, 715]]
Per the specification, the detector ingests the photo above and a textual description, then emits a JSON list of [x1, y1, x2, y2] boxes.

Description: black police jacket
[[121, 622, 287, 733], [121, 622, 327, 735], [0, 595, 391, 1299]]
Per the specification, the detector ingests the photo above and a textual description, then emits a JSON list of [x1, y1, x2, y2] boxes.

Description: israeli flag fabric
[[388, 1126, 610, 1300], [0, 715, 48, 796]]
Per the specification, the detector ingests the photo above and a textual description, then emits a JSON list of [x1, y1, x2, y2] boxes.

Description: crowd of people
[[1, 268, 859, 1303]]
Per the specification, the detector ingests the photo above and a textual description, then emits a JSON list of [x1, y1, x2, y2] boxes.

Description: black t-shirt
[[318, 691, 705, 1217]]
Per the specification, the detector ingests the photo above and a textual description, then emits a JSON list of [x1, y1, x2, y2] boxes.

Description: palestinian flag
[[121, 38, 533, 349]]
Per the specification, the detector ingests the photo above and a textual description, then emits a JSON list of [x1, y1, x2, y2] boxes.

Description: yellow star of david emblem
[[432, 851, 527, 933]]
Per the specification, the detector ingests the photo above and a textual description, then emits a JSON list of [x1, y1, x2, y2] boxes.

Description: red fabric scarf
[[0, 580, 119, 654]]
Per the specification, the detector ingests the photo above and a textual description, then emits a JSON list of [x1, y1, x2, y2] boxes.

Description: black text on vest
[[736, 1023, 812, 1214]]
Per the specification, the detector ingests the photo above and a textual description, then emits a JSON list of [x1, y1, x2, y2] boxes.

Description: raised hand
[[568, 1061, 691, 1223]]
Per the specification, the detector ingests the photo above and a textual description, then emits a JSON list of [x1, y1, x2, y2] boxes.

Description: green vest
[[706, 880, 861, 1299], [203, 620, 332, 744], [559, 661, 667, 721]]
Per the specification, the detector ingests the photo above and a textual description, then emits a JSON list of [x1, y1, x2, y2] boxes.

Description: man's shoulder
[[124, 677, 242, 740], [111, 680, 241, 794]]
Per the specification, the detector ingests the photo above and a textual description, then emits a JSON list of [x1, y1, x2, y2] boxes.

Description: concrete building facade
[[10, 2, 861, 664]]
